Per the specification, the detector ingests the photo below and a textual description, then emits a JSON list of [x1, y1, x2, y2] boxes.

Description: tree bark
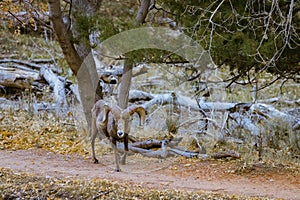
[[135, 0, 151, 24], [0, 66, 37, 90], [117, 0, 151, 108], [117, 60, 133, 109], [47, 0, 102, 130], [47, 0, 82, 75], [114, 138, 201, 159], [0, 59, 45, 71]]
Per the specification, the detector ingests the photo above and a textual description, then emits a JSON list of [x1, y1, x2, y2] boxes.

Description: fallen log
[[168, 147, 201, 158], [0, 59, 62, 92], [130, 90, 237, 111], [129, 90, 299, 135], [129, 146, 168, 158], [251, 103, 298, 129], [39, 67, 67, 114], [114, 138, 239, 159], [211, 150, 240, 159], [258, 97, 300, 106], [229, 112, 261, 136], [0, 65, 41, 90], [97, 64, 151, 84], [130, 138, 183, 149], [0, 59, 44, 70], [113, 138, 200, 158], [129, 90, 155, 102]]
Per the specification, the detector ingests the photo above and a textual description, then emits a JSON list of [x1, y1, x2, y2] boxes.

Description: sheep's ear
[[127, 105, 146, 126]]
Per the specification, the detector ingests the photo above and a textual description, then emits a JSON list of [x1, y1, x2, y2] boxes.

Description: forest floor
[[0, 148, 299, 199]]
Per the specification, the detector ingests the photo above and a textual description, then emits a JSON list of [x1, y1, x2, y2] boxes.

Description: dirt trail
[[0, 149, 299, 199]]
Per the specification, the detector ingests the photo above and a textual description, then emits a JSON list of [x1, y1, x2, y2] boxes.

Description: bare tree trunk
[[117, 0, 151, 109], [47, 0, 82, 75], [48, 0, 102, 130], [117, 60, 133, 109], [77, 57, 102, 129]]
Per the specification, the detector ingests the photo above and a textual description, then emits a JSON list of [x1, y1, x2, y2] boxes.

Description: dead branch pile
[[1, 61, 299, 158]]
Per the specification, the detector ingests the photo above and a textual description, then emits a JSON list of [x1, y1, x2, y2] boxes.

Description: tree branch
[[135, 0, 151, 24]]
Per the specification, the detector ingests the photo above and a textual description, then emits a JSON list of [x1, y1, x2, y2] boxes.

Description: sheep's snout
[[117, 130, 125, 138], [110, 78, 117, 84]]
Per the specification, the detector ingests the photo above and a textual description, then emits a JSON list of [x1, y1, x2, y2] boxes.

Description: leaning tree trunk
[[117, 0, 151, 109], [118, 59, 133, 109], [71, 0, 103, 130], [48, 0, 102, 130], [47, 0, 82, 74]]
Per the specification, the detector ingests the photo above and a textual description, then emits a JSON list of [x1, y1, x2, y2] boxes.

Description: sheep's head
[[110, 105, 146, 138], [116, 114, 129, 138]]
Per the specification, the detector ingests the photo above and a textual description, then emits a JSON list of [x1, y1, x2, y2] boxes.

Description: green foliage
[[72, 13, 96, 47], [71, 0, 139, 51], [97, 17, 119, 41], [125, 48, 186, 65], [156, 0, 300, 82], [210, 32, 258, 75]]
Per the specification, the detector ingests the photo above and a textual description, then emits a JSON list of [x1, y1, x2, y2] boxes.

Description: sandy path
[[0, 149, 299, 199]]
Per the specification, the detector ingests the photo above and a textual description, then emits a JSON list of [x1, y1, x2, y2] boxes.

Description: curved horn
[[93, 100, 111, 125], [101, 103, 111, 124], [125, 105, 146, 126]]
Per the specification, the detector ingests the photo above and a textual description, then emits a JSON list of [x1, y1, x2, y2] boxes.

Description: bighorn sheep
[[91, 100, 146, 171]]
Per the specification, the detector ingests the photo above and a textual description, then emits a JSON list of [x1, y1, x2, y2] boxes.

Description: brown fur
[[91, 100, 146, 171]]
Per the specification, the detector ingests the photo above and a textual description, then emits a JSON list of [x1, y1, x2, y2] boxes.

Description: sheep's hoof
[[115, 169, 121, 172], [93, 158, 99, 164]]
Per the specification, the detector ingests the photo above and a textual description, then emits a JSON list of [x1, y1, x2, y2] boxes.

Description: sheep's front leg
[[120, 134, 128, 165], [111, 138, 121, 172]]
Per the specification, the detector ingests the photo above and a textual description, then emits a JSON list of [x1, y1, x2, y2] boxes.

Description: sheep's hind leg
[[91, 130, 99, 164], [120, 152, 126, 165]]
